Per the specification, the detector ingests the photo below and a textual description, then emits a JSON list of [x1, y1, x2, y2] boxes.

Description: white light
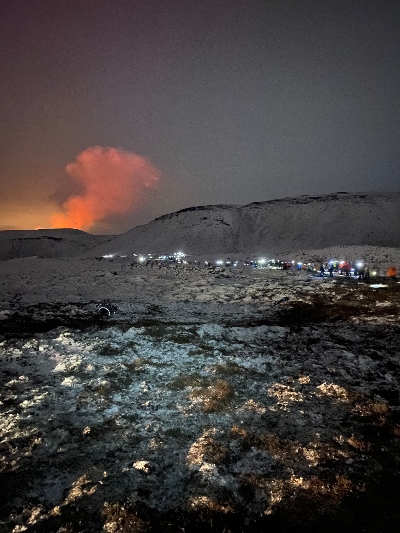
[[258, 258, 266, 264], [356, 262, 363, 268], [138, 256, 145, 262], [216, 260, 223, 265]]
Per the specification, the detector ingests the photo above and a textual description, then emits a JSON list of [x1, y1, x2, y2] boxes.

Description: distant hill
[[84, 191, 400, 257], [1, 192, 399, 260], [0, 229, 112, 261]]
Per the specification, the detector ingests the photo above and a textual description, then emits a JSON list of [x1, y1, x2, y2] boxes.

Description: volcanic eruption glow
[[51, 146, 161, 231]]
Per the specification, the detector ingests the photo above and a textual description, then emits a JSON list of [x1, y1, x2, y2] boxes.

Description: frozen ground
[[1, 256, 400, 532]]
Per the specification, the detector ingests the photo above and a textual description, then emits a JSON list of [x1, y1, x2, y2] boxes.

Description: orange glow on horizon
[[51, 197, 96, 230]]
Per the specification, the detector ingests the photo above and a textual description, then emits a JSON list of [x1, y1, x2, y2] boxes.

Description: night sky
[[1, 0, 399, 234]]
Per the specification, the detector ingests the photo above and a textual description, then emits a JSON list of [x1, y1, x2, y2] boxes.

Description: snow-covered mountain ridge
[[86, 191, 400, 257], [0, 191, 399, 260]]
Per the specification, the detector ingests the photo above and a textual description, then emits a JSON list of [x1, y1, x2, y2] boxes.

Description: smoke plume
[[51, 146, 160, 231]]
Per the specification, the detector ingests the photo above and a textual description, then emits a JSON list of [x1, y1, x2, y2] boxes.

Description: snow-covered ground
[[1, 255, 400, 532]]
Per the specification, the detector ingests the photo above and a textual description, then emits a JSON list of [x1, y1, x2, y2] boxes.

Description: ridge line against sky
[[1, 0, 399, 234]]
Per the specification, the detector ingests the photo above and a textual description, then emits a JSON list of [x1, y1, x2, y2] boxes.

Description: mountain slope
[[1, 192, 399, 260], [0, 229, 112, 261], [85, 192, 400, 256]]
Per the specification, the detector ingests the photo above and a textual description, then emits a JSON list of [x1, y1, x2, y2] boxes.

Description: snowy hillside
[[0, 192, 399, 260], [85, 191, 400, 257], [0, 228, 112, 261]]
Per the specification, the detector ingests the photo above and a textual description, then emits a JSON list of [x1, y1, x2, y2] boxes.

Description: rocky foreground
[[1, 258, 400, 532]]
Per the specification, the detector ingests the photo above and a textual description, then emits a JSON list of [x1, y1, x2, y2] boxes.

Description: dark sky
[[1, 0, 399, 234]]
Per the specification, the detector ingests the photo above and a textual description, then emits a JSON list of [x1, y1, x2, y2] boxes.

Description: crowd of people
[[319, 262, 397, 281]]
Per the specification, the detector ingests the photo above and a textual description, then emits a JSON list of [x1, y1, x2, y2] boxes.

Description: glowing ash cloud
[[51, 146, 160, 231]]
